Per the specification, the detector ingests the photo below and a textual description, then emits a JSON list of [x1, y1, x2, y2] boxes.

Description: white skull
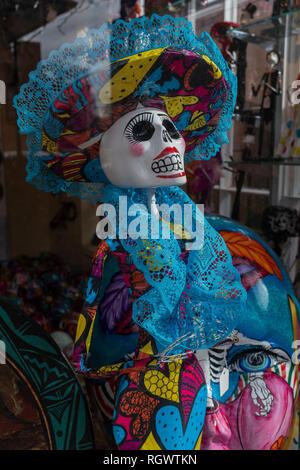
[[99, 107, 186, 188]]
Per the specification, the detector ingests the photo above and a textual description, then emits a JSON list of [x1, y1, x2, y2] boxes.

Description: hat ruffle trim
[[14, 15, 236, 201]]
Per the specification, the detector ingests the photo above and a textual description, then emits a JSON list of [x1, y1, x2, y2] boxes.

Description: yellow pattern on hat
[[185, 109, 208, 131], [160, 95, 199, 118], [202, 55, 222, 79], [42, 131, 58, 153], [99, 48, 166, 104]]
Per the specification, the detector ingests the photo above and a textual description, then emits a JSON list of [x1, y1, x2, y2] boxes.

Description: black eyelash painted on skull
[[124, 112, 155, 143]]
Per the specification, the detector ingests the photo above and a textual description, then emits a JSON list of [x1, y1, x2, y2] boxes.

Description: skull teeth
[[152, 154, 183, 174]]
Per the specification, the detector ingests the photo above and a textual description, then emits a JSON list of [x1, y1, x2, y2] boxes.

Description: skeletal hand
[[249, 374, 274, 416]]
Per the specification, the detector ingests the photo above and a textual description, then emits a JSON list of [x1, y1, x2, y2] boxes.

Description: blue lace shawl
[[103, 184, 247, 355]]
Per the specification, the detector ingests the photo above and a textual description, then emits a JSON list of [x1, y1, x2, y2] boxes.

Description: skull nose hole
[[162, 119, 181, 140], [162, 129, 172, 143]]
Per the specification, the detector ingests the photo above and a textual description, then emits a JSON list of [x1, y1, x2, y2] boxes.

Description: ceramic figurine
[[14, 15, 247, 450]]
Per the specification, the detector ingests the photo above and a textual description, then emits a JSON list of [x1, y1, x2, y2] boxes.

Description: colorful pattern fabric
[[74, 259, 208, 451], [102, 185, 247, 355], [112, 354, 206, 450], [72, 199, 245, 450], [79, 214, 300, 450], [13, 15, 237, 201], [73, 186, 246, 378], [73, 239, 149, 377]]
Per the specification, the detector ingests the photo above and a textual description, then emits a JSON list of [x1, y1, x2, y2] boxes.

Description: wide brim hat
[[14, 15, 237, 201]]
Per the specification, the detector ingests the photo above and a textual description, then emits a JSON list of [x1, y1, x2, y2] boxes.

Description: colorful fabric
[[73, 185, 246, 379], [73, 239, 147, 377], [74, 281, 208, 451], [103, 185, 246, 354], [79, 214, 300, 450], [13, 15, 237, 201], [112, 354, 206, 450]]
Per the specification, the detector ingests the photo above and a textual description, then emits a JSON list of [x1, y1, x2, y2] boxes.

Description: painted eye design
[[162, 119, 181, 140], [124, 112, 155, 143], [228, 348, 290, 373]]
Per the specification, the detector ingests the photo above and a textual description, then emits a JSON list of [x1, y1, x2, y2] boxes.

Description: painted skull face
[[200, 215, 300, 451], [99, 107, 186, 188]]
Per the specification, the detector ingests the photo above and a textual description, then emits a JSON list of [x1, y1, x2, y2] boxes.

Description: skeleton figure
[[75, 108, 246, 449], [14, 14, 299, 449], [251, 51, 281, 158], [203, 330, 290, 417], [14, 16, 246, 451]]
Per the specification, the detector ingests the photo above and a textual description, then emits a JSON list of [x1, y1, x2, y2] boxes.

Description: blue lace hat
[[14, 15, 237, 201]]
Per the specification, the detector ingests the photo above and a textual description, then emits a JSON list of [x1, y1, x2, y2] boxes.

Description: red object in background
[[186, 151, 223, 206], [210, 21, 240, 61], [121, 0, 142, 20], [130, 1, 142, 18]]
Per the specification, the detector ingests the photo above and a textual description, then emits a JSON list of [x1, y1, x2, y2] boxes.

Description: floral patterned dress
[[73, 239, 207, 450]]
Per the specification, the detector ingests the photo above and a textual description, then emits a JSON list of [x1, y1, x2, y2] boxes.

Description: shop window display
[[14, 14, 249, 449], [0, 0, 298, 453]]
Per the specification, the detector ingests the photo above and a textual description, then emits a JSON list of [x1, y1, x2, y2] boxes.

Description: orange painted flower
[[219, 231, 283, 281]]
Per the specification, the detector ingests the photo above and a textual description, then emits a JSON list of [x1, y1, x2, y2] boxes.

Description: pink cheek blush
[[129, 142, 145, 157]]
